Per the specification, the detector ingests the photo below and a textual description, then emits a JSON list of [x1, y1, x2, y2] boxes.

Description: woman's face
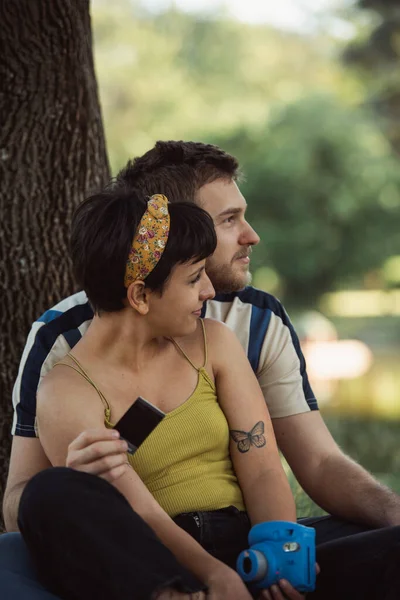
[[147, 258, 215, 337]]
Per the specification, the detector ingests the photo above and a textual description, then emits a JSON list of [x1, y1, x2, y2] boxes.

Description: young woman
[[24, 189, 297, 600]]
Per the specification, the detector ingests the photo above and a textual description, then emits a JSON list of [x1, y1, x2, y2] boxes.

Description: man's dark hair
[[71, 188, 217, 313], [114, 140, 241, 203]]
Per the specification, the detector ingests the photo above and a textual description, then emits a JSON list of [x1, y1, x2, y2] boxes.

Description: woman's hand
[[205, 564, 253, 599], [66, 428, 129, 482]]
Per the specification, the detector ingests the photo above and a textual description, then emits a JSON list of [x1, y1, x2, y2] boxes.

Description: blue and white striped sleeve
[[256, 302, 318, 418], [12, 293, 92, 437]]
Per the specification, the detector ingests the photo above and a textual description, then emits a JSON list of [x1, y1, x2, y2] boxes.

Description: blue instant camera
[[236, 521, 316, 593]]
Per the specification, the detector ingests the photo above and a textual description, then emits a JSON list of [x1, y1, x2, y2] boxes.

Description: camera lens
[[243, 557, 252, 574]]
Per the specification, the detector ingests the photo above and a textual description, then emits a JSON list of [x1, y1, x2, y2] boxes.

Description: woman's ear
[[126, 281, 150, 315]]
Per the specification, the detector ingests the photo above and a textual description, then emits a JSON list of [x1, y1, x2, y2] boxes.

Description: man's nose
[[240, 221, 260, 246]]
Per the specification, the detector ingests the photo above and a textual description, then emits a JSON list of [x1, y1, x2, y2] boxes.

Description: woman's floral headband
[[124, 194, 170, 287]]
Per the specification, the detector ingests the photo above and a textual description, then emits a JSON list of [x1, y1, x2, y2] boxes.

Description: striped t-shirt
[[12, 287, 318, 437]]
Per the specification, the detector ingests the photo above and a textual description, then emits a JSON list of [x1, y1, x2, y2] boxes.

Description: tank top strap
[[169, 318, 208, 372], [54, 353, 114, 427]]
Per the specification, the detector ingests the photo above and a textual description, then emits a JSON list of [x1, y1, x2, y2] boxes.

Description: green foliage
[[91, 1, 357, 173], [214, 95, 400, 306], [91, 1, 400, 308], [326, 415, 400, 473], [344, 1, 400, 155]]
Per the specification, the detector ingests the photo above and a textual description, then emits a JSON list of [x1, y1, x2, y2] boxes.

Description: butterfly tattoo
[[229, 421, 266, 453]]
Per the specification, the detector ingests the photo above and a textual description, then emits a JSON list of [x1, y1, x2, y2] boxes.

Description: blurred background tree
[[214, 96, 400, 307], [344, 0, 400, 156]]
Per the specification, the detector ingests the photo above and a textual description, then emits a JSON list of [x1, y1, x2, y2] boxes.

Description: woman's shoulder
[[202, 317, 236, 344], [37, 356, 101, 414], [38, 360, 72, 396], [202, 318, 244, 369]]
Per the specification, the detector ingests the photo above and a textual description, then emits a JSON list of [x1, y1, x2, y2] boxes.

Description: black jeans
[[18, 468, 400, 600], [174, 505, 251, 572], [18, 468, 204, 600]]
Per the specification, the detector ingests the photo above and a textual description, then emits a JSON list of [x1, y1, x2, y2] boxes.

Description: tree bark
[[0, 0, 110, 512]]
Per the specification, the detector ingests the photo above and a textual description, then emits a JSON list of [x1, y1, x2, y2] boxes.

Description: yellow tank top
[[55, 320, 245, 517]]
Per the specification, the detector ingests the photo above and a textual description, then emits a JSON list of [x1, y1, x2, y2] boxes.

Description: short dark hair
[[71, 188, 217, 313], [114, 140, 241, 203]]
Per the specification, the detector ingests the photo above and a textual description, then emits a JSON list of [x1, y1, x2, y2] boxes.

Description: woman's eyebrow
[[188, 265, 205, 278]]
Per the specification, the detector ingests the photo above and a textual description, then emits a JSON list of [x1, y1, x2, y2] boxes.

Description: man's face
[[197, 179, 260, 293]]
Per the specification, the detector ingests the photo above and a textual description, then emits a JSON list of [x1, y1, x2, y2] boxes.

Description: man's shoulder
[[28, 291, 93, 356], [209, 286, 286, 317], [12, 292, 94, 436], [35, 290, 92, 326], [205, 287, 288, 372], [206, 287, 317, 414], [33, 291, 92, 337]]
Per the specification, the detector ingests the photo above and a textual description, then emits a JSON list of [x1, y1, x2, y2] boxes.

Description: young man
[[2, 141, 400, 600]]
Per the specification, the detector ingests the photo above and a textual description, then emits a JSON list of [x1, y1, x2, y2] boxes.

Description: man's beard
[[206, 254, 252, 294]]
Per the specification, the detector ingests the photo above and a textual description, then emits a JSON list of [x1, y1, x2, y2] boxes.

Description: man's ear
[[126, 281, 151, 315]]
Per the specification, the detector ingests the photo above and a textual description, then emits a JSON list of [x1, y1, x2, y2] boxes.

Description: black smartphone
[[115, 396, 165, 455]]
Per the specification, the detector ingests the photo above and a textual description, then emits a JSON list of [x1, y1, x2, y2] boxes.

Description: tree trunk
[[0, 0, 110, 514]]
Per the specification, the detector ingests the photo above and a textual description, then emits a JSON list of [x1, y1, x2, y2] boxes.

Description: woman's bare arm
[[206, 319, 297, 525]]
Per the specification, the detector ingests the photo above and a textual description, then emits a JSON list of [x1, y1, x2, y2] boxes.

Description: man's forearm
[[2, 482, 27, 532], [309, 453, 400, 527]]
